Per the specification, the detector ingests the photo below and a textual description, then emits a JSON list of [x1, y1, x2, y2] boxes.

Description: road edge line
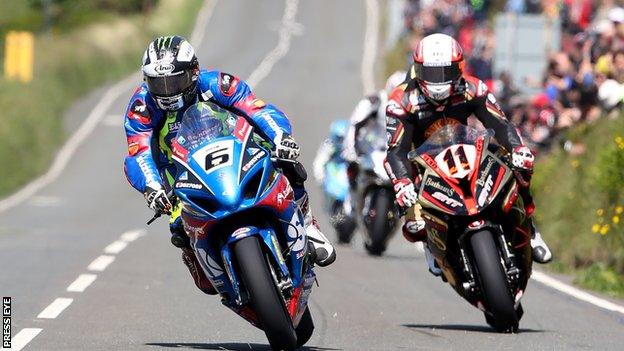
[[247, 0, 300, 87], [532, 270, 624, 315]]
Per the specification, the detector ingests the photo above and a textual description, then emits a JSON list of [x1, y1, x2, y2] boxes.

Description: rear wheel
[[295, 307, 315, 347], [364, 188, 393, 256], [233, 236, 297, 350], [470, 230, 518, 333]]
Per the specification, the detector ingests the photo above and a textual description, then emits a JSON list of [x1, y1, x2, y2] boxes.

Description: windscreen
[[414, 124, 493, 158], [175, 102, 238, 152]]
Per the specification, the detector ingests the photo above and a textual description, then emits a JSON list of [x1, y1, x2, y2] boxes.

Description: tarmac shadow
[[402, 323, 546, 334], [145, 342, 341, 350]]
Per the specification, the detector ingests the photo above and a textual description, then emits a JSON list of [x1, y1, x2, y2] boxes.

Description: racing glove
[[144, 185, 172, 214], [393, 178, 418, 209], [511, 146, 535, 171], [275, 133, 301, 160]]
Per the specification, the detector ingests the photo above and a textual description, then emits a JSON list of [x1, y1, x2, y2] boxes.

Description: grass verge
[[532, 115, 624, 298], [0, 0, 202, 197]]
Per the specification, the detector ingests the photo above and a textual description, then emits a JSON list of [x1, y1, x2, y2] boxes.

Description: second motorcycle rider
[[384, 33, 552, 275]]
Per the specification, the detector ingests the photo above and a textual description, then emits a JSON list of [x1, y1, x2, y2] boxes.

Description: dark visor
[[415, 63, 461, 84], [146, 71, 194, 97]]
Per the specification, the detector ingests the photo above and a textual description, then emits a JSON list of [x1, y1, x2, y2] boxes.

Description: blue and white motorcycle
[[170, 102, 316, 350], [313, 120, 357, 244]]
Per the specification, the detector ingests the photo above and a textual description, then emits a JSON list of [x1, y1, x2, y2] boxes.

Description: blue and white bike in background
[[314, 120, 357, 244]]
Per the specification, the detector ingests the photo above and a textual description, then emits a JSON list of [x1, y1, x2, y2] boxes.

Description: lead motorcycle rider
[[385, 33, 552, 275], [123, 35, 336, 295]]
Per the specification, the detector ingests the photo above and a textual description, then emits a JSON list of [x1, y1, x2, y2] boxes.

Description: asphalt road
[[1, 1, 623, 350]]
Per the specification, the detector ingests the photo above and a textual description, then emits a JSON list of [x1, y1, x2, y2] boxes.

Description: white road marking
[[29, 196, 61, 207], [190, 0, 218, 51], [66, 274, 98, 293], [36, 298, 73, 319], [104, 240, 128, 254], [247, 0, 300, 87], [9, 328, 43, 351], [87, 255, 115, 272], [532, 270, 624, 315], [101, 114, 124, 127], [120, 229, 146, 242], [361, 0, 379, 95]]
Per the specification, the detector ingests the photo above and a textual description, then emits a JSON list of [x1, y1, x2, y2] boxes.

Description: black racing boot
[[181, 248, 218, 295]]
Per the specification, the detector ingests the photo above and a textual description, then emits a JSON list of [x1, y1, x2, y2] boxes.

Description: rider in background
[[123, 36, 336, 295], [385, 33, 552, 275], [313, 119, 349, 184], [342, 71, 407, 200]]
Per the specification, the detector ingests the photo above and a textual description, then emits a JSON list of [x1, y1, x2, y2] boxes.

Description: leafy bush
[[533, 115, 624, 296]]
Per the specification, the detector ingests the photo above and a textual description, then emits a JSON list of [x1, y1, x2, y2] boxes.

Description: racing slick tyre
[[470, 230, 519, 333], [295, 307, 315, 347], [234, 236, 297, 350], [364, 188, 393, 256]]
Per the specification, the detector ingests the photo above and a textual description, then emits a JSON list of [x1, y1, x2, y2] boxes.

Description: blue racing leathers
[[123, 69, 292, 193]]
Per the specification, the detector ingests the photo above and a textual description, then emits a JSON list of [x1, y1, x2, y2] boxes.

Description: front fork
[[459, 221, 521, 301]]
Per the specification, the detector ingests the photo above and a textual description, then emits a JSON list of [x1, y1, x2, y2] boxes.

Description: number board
[[434, 144, 477, 179], [191, 139, 234, 174]]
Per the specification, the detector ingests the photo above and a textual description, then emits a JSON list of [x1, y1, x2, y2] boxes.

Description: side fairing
[[419, 170, 468, 215], [472, 151, 512, 209]]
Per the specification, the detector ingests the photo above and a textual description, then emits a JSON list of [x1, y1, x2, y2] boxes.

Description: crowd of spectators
[[399, 0, 624, 152]]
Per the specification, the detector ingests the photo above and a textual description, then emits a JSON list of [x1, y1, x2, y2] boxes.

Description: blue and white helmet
[[142, 35, 199, 111], [329, 119, 348, 142]]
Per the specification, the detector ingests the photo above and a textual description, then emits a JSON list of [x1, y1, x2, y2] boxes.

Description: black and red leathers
[[385, 73, 525, 183]]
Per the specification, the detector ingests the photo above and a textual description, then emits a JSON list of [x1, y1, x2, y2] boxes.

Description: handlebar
[[146, 211, 162, 225], [146, 190, 176, 225]]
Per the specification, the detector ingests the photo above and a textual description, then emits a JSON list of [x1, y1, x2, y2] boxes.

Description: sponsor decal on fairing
[[431, 191, 462, 208]]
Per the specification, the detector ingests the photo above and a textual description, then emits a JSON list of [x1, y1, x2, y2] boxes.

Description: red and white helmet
[[412, 33, 464, 102]]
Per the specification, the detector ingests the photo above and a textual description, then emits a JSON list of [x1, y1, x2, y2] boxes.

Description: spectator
[[395, 0, 623, 153]]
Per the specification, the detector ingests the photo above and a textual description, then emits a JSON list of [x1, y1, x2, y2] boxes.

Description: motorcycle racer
[[123, 35, 335, 295], [342, 71, 407, 193], [313, 119, 349, 183], [384, 33, 552, 272]]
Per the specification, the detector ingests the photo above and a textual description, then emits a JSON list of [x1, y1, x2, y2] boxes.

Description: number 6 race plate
[[192, 139, 234, 173]]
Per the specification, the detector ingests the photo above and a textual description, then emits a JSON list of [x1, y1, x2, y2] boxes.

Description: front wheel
[[295, 307, 314, 347], [233, 236, 297, 350], [470, 230, 518, 333]]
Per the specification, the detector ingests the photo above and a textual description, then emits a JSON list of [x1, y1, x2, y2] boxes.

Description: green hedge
[[0, 0, 202, 196], [532, 115, 624, 297]]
